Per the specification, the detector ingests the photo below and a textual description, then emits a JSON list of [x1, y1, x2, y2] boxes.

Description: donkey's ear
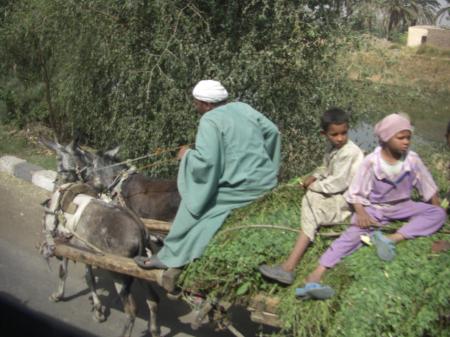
[[104, 146, 120, 159]]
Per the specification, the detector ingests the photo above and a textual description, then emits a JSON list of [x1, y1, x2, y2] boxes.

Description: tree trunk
[[38, 46, 57, 133]]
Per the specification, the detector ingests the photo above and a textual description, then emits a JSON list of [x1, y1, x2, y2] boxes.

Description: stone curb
[[0, 155, 56, 192]]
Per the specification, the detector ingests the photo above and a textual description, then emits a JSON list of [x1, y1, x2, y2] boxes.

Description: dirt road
[[0, 172, 268, 337]]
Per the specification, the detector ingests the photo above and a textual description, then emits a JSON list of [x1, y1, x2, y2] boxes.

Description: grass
[[354, 82, 450, 143], [0, 123, 56, 170], [416, 45, 450, 59]]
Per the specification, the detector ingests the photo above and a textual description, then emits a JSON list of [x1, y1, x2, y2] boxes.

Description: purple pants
[[319, 200, 446, 268]]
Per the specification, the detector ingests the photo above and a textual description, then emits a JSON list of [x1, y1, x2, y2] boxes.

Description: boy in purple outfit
[[296, 113, 446, 300]]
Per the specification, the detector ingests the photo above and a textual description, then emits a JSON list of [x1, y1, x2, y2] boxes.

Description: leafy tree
[[0, 0, 363, 178]]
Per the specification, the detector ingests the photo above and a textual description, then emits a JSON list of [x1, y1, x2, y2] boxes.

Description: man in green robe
[[135, 80, 281, 269]]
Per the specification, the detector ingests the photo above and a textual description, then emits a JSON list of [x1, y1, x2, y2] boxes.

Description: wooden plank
[[141, 218, 171, 233], [248, 293, 280, 313], [53, 243, 180, 292], [247, 294, 281, 327], [249, 310, 281, 328]]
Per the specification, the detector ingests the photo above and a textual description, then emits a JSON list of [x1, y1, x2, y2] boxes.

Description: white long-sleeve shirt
[[309, 140, 364, 195]]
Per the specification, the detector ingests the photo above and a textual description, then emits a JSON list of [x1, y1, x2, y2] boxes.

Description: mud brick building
[[407, 25, 450, 49]]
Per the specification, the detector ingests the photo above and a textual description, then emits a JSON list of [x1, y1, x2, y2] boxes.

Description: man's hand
[[302, 176, 317, 189], [353, 204, 379, 228], [177, 145, 190, 160]]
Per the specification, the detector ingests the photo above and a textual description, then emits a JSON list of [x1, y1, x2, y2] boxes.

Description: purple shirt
[[345, 147, 438, 206]]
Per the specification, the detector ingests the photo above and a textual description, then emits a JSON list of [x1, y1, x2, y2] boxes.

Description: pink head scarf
[[374, 113, 412, 142]]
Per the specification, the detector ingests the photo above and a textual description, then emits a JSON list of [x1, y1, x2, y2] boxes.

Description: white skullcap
[[192, 80, 228, 103]]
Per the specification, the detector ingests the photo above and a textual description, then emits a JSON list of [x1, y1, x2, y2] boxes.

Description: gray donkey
[[85, 146, 180, 223], [40, 139, 161, 337]]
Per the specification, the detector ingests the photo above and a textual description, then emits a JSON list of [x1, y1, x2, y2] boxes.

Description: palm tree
[[412, 0, 442, 24], [435, 5, 450, 27], [335, 0, 442, 37], [381, 0, 440, 39]]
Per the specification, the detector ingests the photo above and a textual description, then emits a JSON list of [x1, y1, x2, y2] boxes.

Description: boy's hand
[[354, 204, 379, 228], [430, 193, 441, 207], [302, 176, 317, 189], [355, 213, 379, 228]]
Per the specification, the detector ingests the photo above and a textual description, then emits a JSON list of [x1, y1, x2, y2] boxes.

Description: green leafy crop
[[179, 150, 450, 337]]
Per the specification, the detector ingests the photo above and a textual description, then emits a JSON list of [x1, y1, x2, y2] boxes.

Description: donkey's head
[[89, 146, 130, 192], [40, 138, 93, 185]]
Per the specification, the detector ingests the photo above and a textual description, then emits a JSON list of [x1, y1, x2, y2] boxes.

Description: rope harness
[[41, 183, 105, 258], [79, 144, 190, 175]]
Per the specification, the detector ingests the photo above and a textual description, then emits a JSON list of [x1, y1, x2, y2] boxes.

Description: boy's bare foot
[[305, 265, 327, 284]]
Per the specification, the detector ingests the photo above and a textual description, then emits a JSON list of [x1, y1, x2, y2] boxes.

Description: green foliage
[[0, 124, 56, 169], [326, 238, 450, 337], [179, 149, 450, 337], [0, 0, 364, 178]]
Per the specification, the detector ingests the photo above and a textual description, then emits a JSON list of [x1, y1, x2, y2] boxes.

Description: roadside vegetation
[[344, 37, 450, 143], [0, 123, 55, 169]]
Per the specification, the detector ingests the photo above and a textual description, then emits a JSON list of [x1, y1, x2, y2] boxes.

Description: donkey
[[41, 139, 162, 337], [87, 146, 181, 222], [39, 138, 94, 184]]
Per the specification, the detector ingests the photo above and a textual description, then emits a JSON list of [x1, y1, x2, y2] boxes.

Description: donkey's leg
[[49, 257, 69, 302], [113, 276, 137, 337], [85, 265, 106, 322], [138, 279, 160, 337]]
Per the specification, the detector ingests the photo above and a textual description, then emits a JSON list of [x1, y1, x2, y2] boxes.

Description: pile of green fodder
[[179, 157, 450, 337]]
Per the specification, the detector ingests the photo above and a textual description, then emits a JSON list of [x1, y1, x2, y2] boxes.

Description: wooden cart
[[53, 217, 281, 336]]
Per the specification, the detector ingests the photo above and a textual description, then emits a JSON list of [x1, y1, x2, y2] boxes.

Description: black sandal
[[134, 256, 168, 270]]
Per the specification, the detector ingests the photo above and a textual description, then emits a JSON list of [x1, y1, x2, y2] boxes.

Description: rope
[[95, 157, 179, 193], [220, 224, 301, 235], [218, 223, 400, 237], [137, 157, 179, 171], [219, 224, 342, 237], [69, 230, 106, 256], [85, 144, 191, 173], [54, 207, 107, 255]]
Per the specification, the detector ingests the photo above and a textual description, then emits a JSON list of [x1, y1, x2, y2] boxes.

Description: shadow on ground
[[0, 291, 99, 337]]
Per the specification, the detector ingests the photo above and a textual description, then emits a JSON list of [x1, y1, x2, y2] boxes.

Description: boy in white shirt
[[259, 108, 364, 285]]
